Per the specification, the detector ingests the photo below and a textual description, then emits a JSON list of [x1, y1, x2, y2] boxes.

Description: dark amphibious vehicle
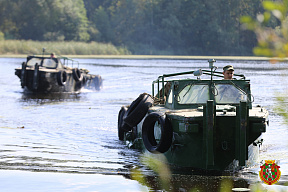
[[118, 59, 268, 171], [15, 51, 102, 93]]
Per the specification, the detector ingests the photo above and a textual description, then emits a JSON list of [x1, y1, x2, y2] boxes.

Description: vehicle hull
[[15, 57, 102, 93], [122, 103, 268, 172]]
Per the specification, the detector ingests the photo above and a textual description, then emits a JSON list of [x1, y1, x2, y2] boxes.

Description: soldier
[[50, 53, 56, 58], [223, 65, 234, 80]]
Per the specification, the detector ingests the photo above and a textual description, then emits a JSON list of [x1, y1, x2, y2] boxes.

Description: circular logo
[[259, 160, 281, 185]]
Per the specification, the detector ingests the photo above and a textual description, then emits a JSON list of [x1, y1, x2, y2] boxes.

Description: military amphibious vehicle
[[118, 59, 268, 171], [15, 50, 102, 93]]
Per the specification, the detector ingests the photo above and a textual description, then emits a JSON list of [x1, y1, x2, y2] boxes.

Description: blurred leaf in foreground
[[241, 0, 288, 60]]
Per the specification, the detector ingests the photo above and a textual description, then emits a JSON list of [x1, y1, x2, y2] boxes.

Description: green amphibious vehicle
[[118, 59, 268, 171], [15, 50, 102, 93]]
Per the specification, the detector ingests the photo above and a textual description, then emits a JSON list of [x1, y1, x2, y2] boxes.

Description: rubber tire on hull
[[117, 106, 132, 140], [57, 70, 67, 86], [142, 112, 173, 153], [20, 62, 27, 88], [123, 93, 154, 128], [72, 68, 83, 82], [82, 76, 87, 85], [32, 63, 39, 90]]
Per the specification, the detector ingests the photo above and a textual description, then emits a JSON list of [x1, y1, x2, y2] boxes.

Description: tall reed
[[0, 40, 130, 55]]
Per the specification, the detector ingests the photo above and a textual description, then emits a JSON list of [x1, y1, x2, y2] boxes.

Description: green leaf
[[263, 1, 277, 11], [263, 12, 271, 23], [240, 16, 253, 24], [253, 47, 273, 57]]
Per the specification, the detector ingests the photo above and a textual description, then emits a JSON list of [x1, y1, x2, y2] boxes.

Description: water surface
[[0, 58, 288, 191]]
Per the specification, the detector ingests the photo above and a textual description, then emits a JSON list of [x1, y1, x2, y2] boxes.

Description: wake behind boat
[[15, 50, 102, 93]]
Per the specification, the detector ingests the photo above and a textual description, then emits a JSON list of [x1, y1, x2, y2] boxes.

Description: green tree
[[92, 6, 114, 43], [241, 0, 288, 127], [57, 0, 90, 41], [241, 0, 288, 59], [154, 0, 183, 54], [0, 31, 4, 40], [0, 0, 268, 55], [0, 0, 90, 41], [0, 0, 20, 39], [83, 0, 265, 55]]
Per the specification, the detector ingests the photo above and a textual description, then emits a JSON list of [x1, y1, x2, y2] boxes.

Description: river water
[[0, 57, 288, 192]]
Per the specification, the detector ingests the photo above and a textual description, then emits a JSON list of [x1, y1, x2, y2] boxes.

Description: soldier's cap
[[223, 65, 234, 71]]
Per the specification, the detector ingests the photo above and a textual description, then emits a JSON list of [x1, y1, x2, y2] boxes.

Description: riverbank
[[0, 54, 278, 61], [0, 40, 130, 55]]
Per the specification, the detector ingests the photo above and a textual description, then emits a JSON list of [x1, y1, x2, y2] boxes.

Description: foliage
[[274, 93, 288, 125], [241, 0, 288, 59], [131, 153, 288, 191], [241, 6, 288, 192], [0, 40, 130, 55], [131, 153, 171, 191], [0, 0, 266, 55], [241, 0, 288, 129], [0, 31, 4, 41], [0, 0, 90, 41]]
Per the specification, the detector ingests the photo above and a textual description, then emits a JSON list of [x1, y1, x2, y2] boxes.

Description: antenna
[[42, 48, 46, 57], [208, 59, 217, 81], [208, 59, 216, 69]]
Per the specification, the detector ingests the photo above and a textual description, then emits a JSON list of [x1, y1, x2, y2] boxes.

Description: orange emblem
[[259, 160, 281, 185]]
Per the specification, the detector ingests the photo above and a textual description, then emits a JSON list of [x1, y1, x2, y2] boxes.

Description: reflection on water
[[1, 58, 288, 191], [20, 92, 82, 105], [129, 174, 250, 192]]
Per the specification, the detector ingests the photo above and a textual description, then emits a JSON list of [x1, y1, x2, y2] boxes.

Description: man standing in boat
[[50, 53, 56, 58], [217, 65, 246, 102], [223, 65, 234, 79]]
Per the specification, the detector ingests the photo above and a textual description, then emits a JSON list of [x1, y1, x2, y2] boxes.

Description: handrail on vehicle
[[152, 69, 246, 101]]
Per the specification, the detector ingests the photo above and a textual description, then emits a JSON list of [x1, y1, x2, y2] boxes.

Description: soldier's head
[[223, 65, 234, 80]]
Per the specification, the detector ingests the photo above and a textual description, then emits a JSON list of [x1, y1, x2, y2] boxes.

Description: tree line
[[0, 0, 270, 56]]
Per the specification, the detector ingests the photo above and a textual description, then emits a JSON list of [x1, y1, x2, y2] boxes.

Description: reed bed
[[0, 40, 130, 55], [0, 40, 275, 61]]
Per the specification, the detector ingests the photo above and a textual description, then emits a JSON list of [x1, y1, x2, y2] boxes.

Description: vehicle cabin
[[152, 69, 252, 109]]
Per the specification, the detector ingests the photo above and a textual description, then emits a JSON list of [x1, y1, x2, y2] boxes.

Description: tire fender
[[72, 68, 83, 82], [123, 93, 154, 128], [20, 62, 27, 88], [142, 112, 173, 153], [57, 70, 67, 86], [32, 63, 39, 90], [117, 106, 132, 140]]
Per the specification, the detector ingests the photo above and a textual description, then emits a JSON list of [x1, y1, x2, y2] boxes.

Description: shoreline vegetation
[[0, 40, 130, 56], [0, 54, 275, 61], [0, 40, 283, 61]]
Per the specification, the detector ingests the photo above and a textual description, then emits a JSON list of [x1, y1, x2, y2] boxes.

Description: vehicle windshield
[[177, 84, 209, 104], [177, 83, 247, 104], [27, 58, 42, 67], [27, 58, 58, 68], [42, 59, 57, 68], [214, 84, 247, 104]]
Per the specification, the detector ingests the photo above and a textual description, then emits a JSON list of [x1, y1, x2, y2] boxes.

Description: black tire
[[32, 63, 39, 90], [20, 62, 27, 88], [142, 113, 173, 153], [72, 68, 83, 82], [123, 93, 154, 127], [118, 106, 132, 140], [57, 71, 67, 86], [82, 75, 87, 85]]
